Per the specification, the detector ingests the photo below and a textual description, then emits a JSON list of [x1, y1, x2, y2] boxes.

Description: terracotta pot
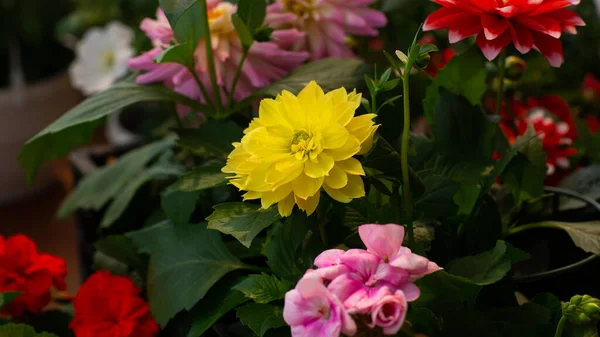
[[0, 73, 81, 204]]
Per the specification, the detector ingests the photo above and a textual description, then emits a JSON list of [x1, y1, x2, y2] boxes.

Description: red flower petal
[[423, 7, 466, 31], [531, 31, 564, 67], [448, 14, 482, 43], [516, 15, 562, 38], [510, 23, 534, 54], [476, 31, 512, 61], [481, 14, 510, 40]]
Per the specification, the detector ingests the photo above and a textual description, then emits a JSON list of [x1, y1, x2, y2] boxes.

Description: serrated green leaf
[[175, 120, 243, 158], [19, 83, 205, 184], [0, 324, 58, 337], [161, 189, 201, 225], [233, 274, 292, 304], [207, 203, 280, 248], [264, 215, 309, 281], [155, 44, 194, 67], [95, 235, 146, 273], [236, 304, 287, 337], [448, 240, 511, 285], [258, 58, 369, 97], [128, 222, 245, 326]]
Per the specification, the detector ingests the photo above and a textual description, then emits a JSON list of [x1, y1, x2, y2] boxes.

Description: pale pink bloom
[[266, 0, 387, 60], [129, 1, 309, 116], [359, 224, 441, 281], [368, 289, 408, 335], [284, 273, 357, 337]]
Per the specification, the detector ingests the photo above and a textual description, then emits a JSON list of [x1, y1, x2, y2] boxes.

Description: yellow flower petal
[[278, 193, 295, 216], [357, 125, 379, 155], [324, 165, 348, 189], [295, 192, 320, 216], [261, 183, 293, 209], [304, 153, 335, 178], [325, 135, 361, 161], [336, 158, 366, 176], [323, 175, 365, 203], [322, 123, 350, 149], [292, 173, 324, 200], [347, 114, 378, 144]]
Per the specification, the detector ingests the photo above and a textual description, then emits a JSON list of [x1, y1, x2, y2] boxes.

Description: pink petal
[[358, 224, 405, 261], [476, 31, 512, 61]]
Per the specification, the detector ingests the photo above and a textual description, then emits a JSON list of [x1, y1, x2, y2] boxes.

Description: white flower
[[69, 22, 134, 95]]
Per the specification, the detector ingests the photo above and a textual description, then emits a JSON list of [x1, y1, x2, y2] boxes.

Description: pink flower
[[266, 0, 387, 60], [284, 273, 357, 337], [358, 224, 441, 281], [368, 289, 408, 335], [129, 1, 309, 116]]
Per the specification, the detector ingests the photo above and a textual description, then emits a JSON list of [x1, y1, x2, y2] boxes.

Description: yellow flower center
[[103, 51, 115, 69], [290, 130, 318, 160], [207, 3, 236, 35], [282, 0, 315, 17]]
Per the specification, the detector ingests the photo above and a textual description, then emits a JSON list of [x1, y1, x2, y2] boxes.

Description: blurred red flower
[[0, 234, 67, 317], [70, 271, 159, 337], [423, 0, 585, 67], [417, 34, 456, 76]]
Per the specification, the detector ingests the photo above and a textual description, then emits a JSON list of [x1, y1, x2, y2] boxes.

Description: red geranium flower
[[0, 234, 67, 318], [586, 115, 600, 134], [423, 0, 585, 67], [70, 271, 159, 337]]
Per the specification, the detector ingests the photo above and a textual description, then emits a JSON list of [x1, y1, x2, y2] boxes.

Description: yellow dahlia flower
[[223, 81, 378, 217]]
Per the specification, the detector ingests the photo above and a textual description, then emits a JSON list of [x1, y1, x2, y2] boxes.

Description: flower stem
[[200, 0, 224, 113], [505, 222, 562, 238], [495, 50, 507, 116], [227, 48, 249, 110], [401, 71, 415, 248], [190, 67, 216, 114], [554, 316, 567, 337]]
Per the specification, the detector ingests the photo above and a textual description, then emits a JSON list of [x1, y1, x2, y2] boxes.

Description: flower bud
[[583, 303, 600, 321], [416, 54, 431, 68], [570, 295, 583, 305], [505, 56, 527, 81]]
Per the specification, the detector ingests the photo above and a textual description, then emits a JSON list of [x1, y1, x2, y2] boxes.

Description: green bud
[[415, 54, 431, 68], [578, 313, 592, 324], [505, 56, 527, 81], [571, 295, 584, 305], [583, 303, 600, 320]]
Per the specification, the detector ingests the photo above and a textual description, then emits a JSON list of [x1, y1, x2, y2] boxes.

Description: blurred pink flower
[[284, 273, 357, 337], [128, 1, 309, 116], [266, 0, 387, 60]]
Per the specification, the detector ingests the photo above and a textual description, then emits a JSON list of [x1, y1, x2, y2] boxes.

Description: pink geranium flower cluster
[[283, 224, 440, 337]]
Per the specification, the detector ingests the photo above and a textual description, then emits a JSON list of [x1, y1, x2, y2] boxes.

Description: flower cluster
[[128, 1, 310, 116], [496, 96, 578, 180], [0, 234, 67, 318], [423, 0, 585, 67], [223, 81, 378, 217], [266, 0, 387, 60], [70, 271, 159, 337], [284, 224, 440, 337]]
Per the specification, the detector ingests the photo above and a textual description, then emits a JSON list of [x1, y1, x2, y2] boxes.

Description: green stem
[[200, 0, 223, 113], [415, 65, 434, 81], [495, 50, 507, 116], [190, 67, 216, 114], [505, 222, 562, 238], [401, 72, 415, 247], [227, 48, 249, 110], [317, 207, 329, 246], [555, 316, 567, 337]]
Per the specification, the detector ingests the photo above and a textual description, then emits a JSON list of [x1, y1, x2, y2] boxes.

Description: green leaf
[[431, 89, 497, 161], [448, 240, 512, 285], [415, 271, 482, 309], [19, 82, 206, 184], [95, 235, 146, 272], [526, 221, 600, 255], [0, 292, 21, 311], [161, 189, 201, 225], [175, 120, 243, 158], [236, 0, 266, 33], [423, 48, 487, 124], [206, 203, 280, 248], [236, 304, 287, 337], [128, 222, 245, 326], [101, 154, 184, 228], [187, 278, 250, 337], [159, 0, 205, 54], [264, 215, 310, 281], [406, 307, 442, 336], [0, 324, 58, 337], [232, 14, 254, 49], [559, 164, 600, 211], [170, 162, 229, 192], [502, 125, 547, 207], [258, 58, 369, 97], [414, 173, 461, 221], [532, 293, 562, 325], [233, 274, 292, 304], [155, 44, 194, 67], [59, 137, 177, 218], [504, 242, 531, 264]]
